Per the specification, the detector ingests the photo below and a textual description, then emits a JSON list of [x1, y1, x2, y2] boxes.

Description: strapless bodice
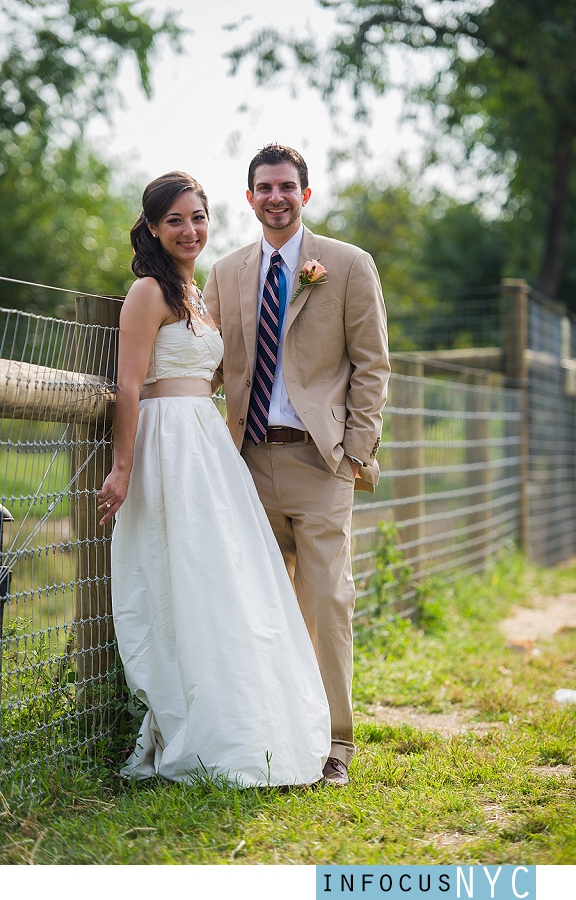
[[143, 319, 223, 384]]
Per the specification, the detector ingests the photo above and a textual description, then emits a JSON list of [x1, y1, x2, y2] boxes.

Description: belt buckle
[[264, 427, 284, 445]]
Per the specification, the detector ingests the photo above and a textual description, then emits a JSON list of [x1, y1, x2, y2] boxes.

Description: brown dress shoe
[[322, 756, 349, 785]]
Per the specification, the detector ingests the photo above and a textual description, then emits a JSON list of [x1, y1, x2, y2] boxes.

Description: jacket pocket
[[302, 300, 337, 318], [331, 403, 347, 423]]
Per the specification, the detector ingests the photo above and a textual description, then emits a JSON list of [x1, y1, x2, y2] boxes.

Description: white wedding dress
[[111, 319, 330, 786]]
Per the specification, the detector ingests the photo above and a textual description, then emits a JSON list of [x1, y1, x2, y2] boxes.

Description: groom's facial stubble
[[246, 162, 312, 247]]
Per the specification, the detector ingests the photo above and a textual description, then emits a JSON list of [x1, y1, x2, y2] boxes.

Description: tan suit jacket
[[203, 226, 390, 491]]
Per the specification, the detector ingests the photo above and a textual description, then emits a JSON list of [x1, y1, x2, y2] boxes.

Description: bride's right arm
[[97, 279, 169, 525], [203, 265, 224, 393]]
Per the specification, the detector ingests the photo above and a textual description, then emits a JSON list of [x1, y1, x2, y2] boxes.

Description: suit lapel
[[285, 227, 321, 332], [238, 241, 261, 374]]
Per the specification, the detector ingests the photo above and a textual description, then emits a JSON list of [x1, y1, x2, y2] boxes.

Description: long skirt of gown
[[111, 396, 331, 786]]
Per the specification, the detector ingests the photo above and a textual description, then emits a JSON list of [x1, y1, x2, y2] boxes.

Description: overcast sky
[[87, 0, 419, 261]]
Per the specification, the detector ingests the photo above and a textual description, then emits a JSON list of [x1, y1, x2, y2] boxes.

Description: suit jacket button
[[239, 418, 244, 425], [246, 379, 251, 387]]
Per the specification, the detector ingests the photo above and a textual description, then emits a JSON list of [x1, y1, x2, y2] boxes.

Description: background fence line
[[1, 275, 575, 791], [351, 361, 522, 624]]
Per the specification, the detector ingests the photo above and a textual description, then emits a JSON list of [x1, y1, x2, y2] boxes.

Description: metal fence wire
[[527, 291, 576, 565], [0, 301, 526, 790], [352, 359, 522, 625], [390, 287, 502, 353], [0, 305, 117, 792]]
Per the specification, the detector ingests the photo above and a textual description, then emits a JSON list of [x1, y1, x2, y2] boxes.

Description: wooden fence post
[[390, 358, 425, 574], [73, 296, 122, 693], [501, 279, 529, 551]]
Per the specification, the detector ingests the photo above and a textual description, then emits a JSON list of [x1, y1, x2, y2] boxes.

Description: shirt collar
[[261, 224, 304, 272]]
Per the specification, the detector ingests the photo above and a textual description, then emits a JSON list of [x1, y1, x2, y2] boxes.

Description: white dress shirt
[[256, 225, 306, 430]]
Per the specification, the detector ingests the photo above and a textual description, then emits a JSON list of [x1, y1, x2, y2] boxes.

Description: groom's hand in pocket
[[345, 456, 360, 479]]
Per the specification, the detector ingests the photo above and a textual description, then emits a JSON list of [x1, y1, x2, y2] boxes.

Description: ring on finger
[[105, 502, 111, 509]]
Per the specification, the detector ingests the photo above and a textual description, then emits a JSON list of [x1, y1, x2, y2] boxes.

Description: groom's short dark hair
[[248, 144, 309, 192]]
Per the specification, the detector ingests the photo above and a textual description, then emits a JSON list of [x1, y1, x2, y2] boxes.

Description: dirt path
[[365, 593, 576, 740], [368, 705, 501, 736], [499, 593, 576, 643]]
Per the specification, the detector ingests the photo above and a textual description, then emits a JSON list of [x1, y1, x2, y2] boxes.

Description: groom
[[204, 144, 389, 785]]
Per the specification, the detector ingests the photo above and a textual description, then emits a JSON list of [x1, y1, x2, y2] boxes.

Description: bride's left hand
[[97, 469, 130, 526]]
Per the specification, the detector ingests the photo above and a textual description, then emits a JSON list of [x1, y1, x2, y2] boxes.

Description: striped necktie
[[246, 251, 282, 444]]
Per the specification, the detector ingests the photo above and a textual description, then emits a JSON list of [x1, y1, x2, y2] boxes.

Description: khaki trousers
[[242, 439, 357, 766]]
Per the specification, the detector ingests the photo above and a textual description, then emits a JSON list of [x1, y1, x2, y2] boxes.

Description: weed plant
[[0, 613, 130, 790]]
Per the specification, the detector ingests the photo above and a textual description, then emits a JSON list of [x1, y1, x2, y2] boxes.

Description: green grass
[[0, 420, 72, 520], [1, 418, 75, 654], [1, 551, 576, 864]]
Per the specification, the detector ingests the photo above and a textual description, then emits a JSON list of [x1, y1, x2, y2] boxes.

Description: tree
[[308, 180, 432, 348], [308, 180, 505, 350], [0, 131, 139, 313], [0, 0, 182, 142], [0, 0, 183, 313], [230, 0, 576, 301]]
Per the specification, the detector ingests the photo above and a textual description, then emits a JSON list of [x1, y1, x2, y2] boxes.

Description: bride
[[98, 171, 330, 786]]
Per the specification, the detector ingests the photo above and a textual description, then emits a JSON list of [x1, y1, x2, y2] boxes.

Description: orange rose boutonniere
[[289, 259, 328, 304]]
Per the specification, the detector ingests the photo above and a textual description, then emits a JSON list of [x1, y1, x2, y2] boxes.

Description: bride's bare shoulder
[[121, 277, 171, 322], [125, 276, 165, 303]]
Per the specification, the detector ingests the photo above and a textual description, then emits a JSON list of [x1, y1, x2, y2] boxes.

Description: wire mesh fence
[[0, 277, 572, 791], [526, 291, 576, 565], [390, 287, 502, 352], [0, 304, 119, 793], [0, 300, 525, 791], [352, 358, 522, 627]]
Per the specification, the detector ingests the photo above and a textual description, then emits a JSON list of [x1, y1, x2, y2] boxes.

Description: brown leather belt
[[263, 427, 309, 444]]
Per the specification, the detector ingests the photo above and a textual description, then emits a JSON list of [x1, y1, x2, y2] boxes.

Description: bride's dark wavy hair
[[130, 171, 209, 327]]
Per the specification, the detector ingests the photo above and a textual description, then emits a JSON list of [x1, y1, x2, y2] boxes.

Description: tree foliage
[[231, 0, 576, 302], [0, 0, 182, 141], [308, 180, 505, 349], [0, 131, 139, 313], [0, 0, 183, 314]]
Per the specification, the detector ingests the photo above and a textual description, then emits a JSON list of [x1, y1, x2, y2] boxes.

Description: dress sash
[[140, 377, 213, 399]]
